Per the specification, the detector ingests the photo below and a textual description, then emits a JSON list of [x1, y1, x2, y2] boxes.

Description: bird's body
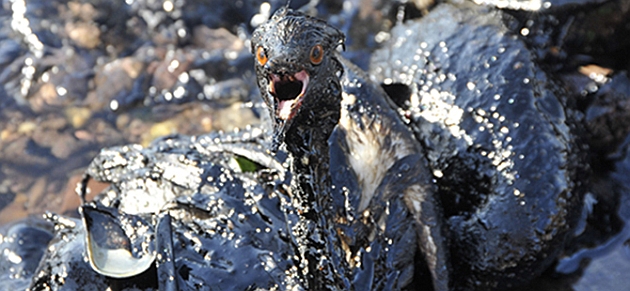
[[336, 57, 449, 291]]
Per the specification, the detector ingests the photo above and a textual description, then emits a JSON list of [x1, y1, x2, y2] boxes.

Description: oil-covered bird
[[252, 7, 450, 291]]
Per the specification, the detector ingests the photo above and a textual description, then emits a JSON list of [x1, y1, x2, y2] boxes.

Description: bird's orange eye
[[309, 44, 324, 65], [256, 46, 268, 66]]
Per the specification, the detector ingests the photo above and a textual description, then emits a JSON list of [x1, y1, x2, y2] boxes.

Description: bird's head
[[251, 8, 345, 151]]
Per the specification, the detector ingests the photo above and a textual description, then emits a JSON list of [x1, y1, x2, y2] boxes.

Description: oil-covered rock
[[371, 2, 587, 289], [28, 130, 302, 290]]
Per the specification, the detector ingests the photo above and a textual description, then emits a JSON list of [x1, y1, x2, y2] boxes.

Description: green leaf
[[235, 156, 258, 172]]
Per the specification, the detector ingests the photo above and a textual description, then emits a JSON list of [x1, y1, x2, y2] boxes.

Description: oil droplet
[[520, 28, 530, 36], [56, 86, 67, 96], [109, 100, 119, 111], [163, 0, 174, 12]]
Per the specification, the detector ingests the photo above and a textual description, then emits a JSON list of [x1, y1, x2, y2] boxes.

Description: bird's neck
[[284, 77, 341, 203], [283, 96, 348, 290], [287, 111, 337, 187]]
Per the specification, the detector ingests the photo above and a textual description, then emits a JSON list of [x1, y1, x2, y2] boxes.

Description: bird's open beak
[[266, 70, 310, 151]]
